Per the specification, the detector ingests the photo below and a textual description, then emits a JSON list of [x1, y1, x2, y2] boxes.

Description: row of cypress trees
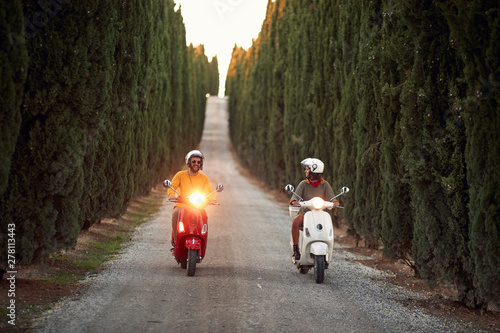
[[0, 1, 218, 268], [225, 0, 499, 309]]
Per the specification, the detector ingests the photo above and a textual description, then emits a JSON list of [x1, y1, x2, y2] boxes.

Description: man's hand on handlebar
[[169, 196, 186, 203], [290, 200, 301, 207]]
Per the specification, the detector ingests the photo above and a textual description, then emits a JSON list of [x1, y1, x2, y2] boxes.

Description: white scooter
[[285, 184, 349, 283]]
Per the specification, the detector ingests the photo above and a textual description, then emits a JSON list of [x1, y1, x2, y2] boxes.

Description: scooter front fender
[[309, 242, 328, 256], [185, 237, 202, 250]]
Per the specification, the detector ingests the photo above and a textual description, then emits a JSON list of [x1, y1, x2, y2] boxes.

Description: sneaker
[[293, 245, 301, 261]]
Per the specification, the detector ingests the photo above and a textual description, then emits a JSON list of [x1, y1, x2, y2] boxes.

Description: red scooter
[[163, 179, 223, 276]]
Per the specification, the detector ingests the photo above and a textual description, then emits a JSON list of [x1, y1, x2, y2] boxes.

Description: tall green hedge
[[0, 0, 28, 197], [226, 0, 499, 308], [443, 0, 500, 308], [0, 0, 218, 267]]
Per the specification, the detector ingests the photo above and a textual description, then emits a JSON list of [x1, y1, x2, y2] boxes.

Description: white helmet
[[185, 150, 204, 169], [301, 157, 324, 174]]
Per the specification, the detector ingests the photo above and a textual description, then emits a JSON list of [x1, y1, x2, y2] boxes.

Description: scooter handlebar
[[168, 196, 221, 206], [168, 197, 186, 203], [291, 197, 342, 210]]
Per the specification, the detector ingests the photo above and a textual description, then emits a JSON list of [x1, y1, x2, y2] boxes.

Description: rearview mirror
[[341, 186, 349, 194], [285, 184, 295, 193], [163, 179, 172, 189], [216, 184, 224, 192]]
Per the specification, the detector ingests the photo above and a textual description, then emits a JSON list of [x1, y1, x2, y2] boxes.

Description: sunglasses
[[191, 160, 202, 165]]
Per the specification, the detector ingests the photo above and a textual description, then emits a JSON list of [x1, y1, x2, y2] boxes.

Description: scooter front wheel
[[314, 255, 325, 283], [187, 249, 197, 276]]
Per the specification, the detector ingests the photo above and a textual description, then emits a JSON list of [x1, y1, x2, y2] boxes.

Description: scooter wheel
[[187, 249, 197, 276], [314, 255, 325, 283]]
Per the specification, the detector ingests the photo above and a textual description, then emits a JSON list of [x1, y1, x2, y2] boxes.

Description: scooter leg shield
[[185, 237, 202, 250], [309, 242, 328, 256]]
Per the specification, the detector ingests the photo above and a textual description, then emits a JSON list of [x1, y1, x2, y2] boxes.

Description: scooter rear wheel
[[187, 249, 197, 276], [314, 255, 325, 283]]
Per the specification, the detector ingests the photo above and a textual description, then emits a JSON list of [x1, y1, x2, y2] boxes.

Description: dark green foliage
[[0, 0, 215, 266], [207, 56, 220, 96], [378, 0, 414, 272], [443, 0, 500, 308], [397, 1, 473, 304], [226, 0, 499, 308], [0, 0, 28, 195], [226, 0, 288, 187], [351, 1, 383, 249]]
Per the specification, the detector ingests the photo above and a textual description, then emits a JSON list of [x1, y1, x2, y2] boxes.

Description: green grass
[[42, 234, 127, 285], [48, 271, 81, 285], [43, 192, 164, 285], [72, 235, 124, 270]]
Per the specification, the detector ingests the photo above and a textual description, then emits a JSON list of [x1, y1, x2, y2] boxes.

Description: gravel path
[[33, 97, 489, 333]]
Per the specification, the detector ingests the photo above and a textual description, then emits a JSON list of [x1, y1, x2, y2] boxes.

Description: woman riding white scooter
[[290, 158, 335, 260]]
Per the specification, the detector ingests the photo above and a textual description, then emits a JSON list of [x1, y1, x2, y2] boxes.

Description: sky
[[174, 0, 270, 96]]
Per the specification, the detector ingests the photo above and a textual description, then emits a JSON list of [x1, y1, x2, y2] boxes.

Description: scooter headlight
[[188, 192, 205, 206], [312, 197, 324, 209]]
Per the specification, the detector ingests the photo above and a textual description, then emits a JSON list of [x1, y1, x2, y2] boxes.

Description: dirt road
[[34, 97, 484, 332]]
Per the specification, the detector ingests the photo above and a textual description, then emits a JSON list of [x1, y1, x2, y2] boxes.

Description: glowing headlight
[[188, 192, 205, 206], [312, 197, 324, 209]]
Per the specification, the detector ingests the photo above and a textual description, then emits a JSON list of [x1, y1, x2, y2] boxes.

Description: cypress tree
[[207, 56, 219, 96], [226, 45, 251, 155], [331, 1, 359, 236], [444, 0, 500, 308], [0, 0, 214, 266], [79, 0, 118, 229], [225, 0, 499, 308], [0, 0, 28, 195], [378, 1, 414, 269], [241, 0, 286, 186], [350, 0, 383, 248], [1, 0, 92, 260], [187, 44, 209, 143], [0, 0, 29, 271], [268, 0, 287, 187], [283, 0, 316, 184], [399, 2, 474, 304]]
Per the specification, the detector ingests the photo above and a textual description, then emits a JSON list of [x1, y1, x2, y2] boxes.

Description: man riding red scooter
[[163, 150, 223, 276]]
